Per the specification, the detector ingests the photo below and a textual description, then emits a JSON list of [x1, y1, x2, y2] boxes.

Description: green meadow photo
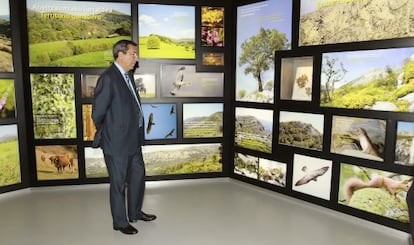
[[0, 0, 12, 72], [0, 124, 20, 187], [138, 4, 195, 59], [27, 0, 131, 67]]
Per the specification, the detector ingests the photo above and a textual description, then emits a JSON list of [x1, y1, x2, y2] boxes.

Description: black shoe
[[113, 224, 138, 235], [129, 211, 157, 222]]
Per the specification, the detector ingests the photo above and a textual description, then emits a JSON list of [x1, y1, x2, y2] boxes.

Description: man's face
[[118, 44, 138, 71]]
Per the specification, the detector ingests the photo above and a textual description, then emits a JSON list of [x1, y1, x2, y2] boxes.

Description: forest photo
[[27, 0, 131, 67], [0, 124, 20, 187], [321, 47, 414, 112], [142, 143, 222, 176], [0, 0, 12, 72], [138, 4, 195, 59], [235, 0, 292, 103], [338, 163, 411, 223], [31, 73, 76, 139]]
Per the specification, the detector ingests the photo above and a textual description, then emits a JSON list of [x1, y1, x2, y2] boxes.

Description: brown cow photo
[[35, 145, 79, 180]]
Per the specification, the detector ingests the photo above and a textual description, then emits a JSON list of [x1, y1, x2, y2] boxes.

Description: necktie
[[124, 73, 144, 127]]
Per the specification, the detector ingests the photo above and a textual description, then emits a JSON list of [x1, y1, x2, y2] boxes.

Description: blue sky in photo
[[183, 103, 223, 120], [0, 0, 9, 16], [397, 121, 414, 134], [0, 124, 17, 140], [138, 4, 195, 40], [236, 0, 292, 93], [322, 47, 414, 88], [142, 103, 177, 140], [27, 0, 131, 15]]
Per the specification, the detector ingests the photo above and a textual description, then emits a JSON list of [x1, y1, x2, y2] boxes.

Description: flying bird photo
[[165, 128, 175, 138], [170, 66, 191, 96], [146, 112, 155, 134], [295, 166, 330, 186]]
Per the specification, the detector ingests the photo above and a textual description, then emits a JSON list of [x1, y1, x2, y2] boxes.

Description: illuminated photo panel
[[27, 0, 131, 67], [138, 4, 195, 59]]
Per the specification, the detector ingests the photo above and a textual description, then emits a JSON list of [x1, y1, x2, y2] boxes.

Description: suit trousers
[[104, 149, 146, 228], [407, 183, 414, 238]]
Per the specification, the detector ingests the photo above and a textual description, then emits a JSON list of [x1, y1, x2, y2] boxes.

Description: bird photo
[[142, 103, 177, 140], [292, 154, 332, 200], [160, 64, 224, 97], [170, 66, 191, 96]]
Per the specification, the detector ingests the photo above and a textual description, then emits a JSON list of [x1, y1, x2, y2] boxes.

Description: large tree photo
[[238, 27, 288, 92]]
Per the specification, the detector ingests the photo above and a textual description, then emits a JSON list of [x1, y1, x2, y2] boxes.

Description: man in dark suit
[[92, 39, 156, 235]]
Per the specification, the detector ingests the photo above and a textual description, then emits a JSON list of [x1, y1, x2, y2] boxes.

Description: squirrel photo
[[343, 176, 412, 202]]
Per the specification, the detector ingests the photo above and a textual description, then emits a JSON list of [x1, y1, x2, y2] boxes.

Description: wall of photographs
[[0, 0, 231, 194], [0, 0, 30, 192], [232, 0, 414, 232], [2, 0, 413, 234]]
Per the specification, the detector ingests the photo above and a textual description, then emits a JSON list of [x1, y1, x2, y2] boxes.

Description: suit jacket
[[92, 63, 144, 156]]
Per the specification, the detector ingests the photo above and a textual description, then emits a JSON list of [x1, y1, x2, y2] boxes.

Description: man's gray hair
[[112, 40, 137, 59]]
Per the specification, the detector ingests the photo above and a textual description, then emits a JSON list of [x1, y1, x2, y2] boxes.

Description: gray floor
[[0, 178, 410, 245]]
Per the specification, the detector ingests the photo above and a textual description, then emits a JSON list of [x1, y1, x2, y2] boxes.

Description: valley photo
[[234, 153, 258, 180], [142, 143, 222, 176], [27, 0, 131, 67], [183, 103, 223, 138], [0, 124, 20, 187]]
